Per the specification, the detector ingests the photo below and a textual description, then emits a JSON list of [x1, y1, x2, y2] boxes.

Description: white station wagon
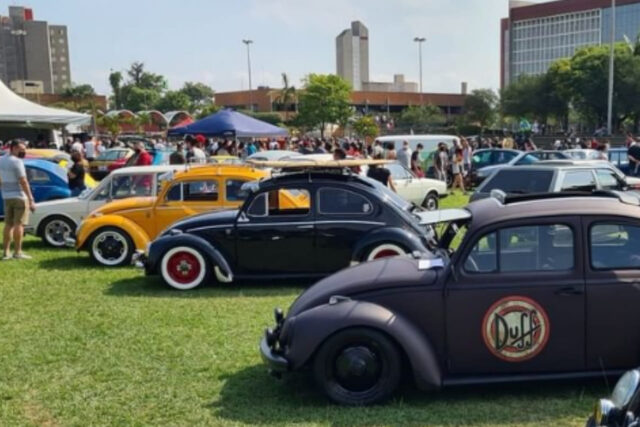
[[26, 165, 186, 247]]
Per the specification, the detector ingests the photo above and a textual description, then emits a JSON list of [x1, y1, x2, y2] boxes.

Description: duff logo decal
[[482, 296, 550, 362]]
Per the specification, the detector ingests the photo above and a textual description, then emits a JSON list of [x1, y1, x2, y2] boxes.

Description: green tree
[[296, 74, 352, 138], [179, 82, 214, 110], [98, 114, 125, 140], [127, 61, 145, 86], [116, 62, 168, 111], [463, 89, 498, 131], [109, 71, 123, 109], [352, 116, 379, 139], [396, 105, 444, 133], [62, 83, 96, 99], [196, 103, 221, 119], [275, 73, 296, 121], [155, 90, 191, 112]]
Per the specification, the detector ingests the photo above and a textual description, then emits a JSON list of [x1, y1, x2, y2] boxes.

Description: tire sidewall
[[42, 215, 76, 247], [422, 193, 439, 211], [313, 327, 402, 406], [160, 246, 209, 290], [365, 243, 406, 261], [89, 227, 134, 267]]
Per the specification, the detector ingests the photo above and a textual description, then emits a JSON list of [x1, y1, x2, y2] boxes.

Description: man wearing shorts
[[0, 140, 36, 260]]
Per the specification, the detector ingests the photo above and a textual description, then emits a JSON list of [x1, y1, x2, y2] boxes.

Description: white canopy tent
[[0, 79, 91, 127]]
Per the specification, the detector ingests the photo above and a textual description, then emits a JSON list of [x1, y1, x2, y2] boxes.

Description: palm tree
[[98, 114, 125, 141], [275, 73, 296, 121]]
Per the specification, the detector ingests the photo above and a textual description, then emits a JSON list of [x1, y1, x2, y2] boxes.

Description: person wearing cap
[[170, 142, 186, 165], [133, 141, 152, 166]]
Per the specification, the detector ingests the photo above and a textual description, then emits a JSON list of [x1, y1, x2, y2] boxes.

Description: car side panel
[[76, 215, 150, 251]]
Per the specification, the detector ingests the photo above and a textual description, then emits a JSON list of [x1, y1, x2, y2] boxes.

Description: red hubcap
[[167, 252, 201, 284], [373, 249, 400, 259]]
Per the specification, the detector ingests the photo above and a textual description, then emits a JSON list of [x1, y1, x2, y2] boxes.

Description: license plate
[[98, 166, 108, 171]]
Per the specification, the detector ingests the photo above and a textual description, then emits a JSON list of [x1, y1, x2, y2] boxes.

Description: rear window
[[481, 169, 553, 194]]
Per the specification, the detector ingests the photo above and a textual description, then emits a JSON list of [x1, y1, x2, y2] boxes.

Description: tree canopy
[[296, 74, 352, 137]]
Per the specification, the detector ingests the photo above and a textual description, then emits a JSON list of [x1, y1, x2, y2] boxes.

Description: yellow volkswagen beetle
[[73, 165, 270, 266]]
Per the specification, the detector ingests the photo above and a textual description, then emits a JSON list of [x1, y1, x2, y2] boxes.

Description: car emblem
[[481, 296, 550, 362]]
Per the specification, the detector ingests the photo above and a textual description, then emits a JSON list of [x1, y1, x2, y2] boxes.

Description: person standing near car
[[170, 142, 186, 165], [435, 143, 449, 183], [628, 141, 640, 176], [133, 141, 152, 166], [67, 150, 86, 196], [410, 143, 424, 177], [84, 136, 96, 162], [396, 141, 412, 169], [0, 140, 36, 260], [367, 153, 397, 192]]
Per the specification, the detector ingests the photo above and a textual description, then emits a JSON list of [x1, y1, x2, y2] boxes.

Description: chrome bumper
[[64, 237, 76, 248], [131, 250, 147, 269], [260, 337, 289, 376]]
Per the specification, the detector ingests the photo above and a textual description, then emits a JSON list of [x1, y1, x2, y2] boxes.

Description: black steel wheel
[[422, 192, 439, 211], [313, 327, 402, 405], [89, 226, 134, 267]]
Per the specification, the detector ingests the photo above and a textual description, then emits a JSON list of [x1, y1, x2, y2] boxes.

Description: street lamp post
[[607, 0, 616, 135], [242, 39, 254, 112], [413, 37, 426, 105]]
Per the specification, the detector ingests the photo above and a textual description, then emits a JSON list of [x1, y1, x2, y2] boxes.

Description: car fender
[[352, 227, 427, 262], [286, 299, 441, 390], [35, 212, 79, 236], [146, 233, 232, 279], [76, 215, 150, 251]]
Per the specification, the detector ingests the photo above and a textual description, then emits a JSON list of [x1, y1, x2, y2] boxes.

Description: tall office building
[[0, 6, 71, 94], [336, 21, 369, 90], [501, 0, 640, 88]]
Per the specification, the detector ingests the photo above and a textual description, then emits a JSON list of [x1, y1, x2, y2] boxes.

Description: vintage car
[[209, 155, 243, 165], [89, 148, 134, 179], [587, 368, 640, 427], [473, 150, 570, 183], [261, 191, 640, 405], [26, 165, 185, 247], [0, 159, 71, 217], [71, 165, 268, 266], [138, 162, 438, 290]]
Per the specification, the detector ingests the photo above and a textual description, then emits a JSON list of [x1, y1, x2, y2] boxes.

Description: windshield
[[77, 187, 95, 200], [361, 176, 411, 211]]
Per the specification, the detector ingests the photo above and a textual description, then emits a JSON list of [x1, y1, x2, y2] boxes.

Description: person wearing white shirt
[[84, 137, 96, 161], [71, 139, 83, 154], [396, 140, 412, 169]]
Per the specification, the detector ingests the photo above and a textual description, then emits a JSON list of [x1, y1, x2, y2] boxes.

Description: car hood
[[170, 209, 239, 233], [35, 197, 81, 210], [287, 256, 443, 317], [476, 164, 504, 176], [94, 197, 155, 215]]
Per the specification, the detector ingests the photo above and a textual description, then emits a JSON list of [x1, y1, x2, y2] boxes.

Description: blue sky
[[6, 0, 543, 95]]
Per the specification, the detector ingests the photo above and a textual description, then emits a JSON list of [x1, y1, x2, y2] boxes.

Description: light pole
[[607, 0, 615, 135], [242, 39, 254, 112], [413, 37, 426, 105]]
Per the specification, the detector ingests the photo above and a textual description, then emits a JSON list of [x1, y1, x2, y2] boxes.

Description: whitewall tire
[[366, 243, 406, 261], [160, 246, 209, 290]]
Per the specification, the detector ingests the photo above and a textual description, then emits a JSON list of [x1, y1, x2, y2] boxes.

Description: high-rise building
[[0, 6, 71, 94], [336, 21, 369, 90], [501, 0, 640, 88]]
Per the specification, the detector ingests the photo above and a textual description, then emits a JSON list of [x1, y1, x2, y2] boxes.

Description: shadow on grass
[[104, 276, 309, 298], [38, 254, 107, 271], [212, 364, 607, 426]]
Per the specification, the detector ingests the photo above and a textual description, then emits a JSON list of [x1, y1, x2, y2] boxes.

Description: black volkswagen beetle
[[587, 368, 640, 427], [261, 191, 640, 405], [138, 166, 437, 290]]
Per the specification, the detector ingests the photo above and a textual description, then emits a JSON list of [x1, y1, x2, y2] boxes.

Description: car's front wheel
[[313, 327, 402, 405], [89, 227, 134, 267], [160, 246, 210, 290], [41, 215, 75, 247], [422, 192, 439, 211]]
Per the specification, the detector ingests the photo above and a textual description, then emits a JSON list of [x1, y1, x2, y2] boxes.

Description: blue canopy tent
[[167, 109, 288, 138]]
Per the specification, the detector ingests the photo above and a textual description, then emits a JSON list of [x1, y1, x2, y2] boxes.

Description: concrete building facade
[[0, 6, 71, 94], [336, 21, 369, 90], [501, 0, 640, 88]]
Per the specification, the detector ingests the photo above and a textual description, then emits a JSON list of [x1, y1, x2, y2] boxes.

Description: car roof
[[496, 163, 610, 171], [468, 194, 640, 229], [263, 170, 375, 189], [23, 158, 66, 179], [111, 164, 187, 175], [173, 164, 265, 179]]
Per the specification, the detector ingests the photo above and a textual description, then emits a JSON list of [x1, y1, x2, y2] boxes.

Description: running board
[[442, 369, 626, 387]]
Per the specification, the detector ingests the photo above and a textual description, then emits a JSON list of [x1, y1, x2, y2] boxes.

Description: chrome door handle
[[297, 225, 314, 229], [271, 236, 282, 241]]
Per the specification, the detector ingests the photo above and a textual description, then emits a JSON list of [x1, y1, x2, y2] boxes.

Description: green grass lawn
[[0, 193, 607, 426]]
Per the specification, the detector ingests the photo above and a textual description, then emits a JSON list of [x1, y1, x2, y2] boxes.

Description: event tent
[[0, 79, 91, 127], [168, 109, 288, 138]]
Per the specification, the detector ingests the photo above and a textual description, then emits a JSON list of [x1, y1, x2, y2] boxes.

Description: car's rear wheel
[[366, 243, 406, 261], [89, 227, 133, 267], [422, 192, 439, 211], [41, 216, 75, 247], [313, 327, 402, 405], [160, 246, 210, 290]]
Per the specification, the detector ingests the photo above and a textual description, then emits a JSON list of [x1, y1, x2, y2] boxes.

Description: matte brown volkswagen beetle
[[261, 191, 640, 405]]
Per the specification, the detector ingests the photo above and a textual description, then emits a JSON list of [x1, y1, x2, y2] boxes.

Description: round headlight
[[612, 370, 640, 409]]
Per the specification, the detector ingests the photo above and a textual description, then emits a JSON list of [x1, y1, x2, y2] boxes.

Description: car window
[[591, 223, 640, 269], [496, 151, 518, 164], [247, 188, 310, 217], [465, 224, 573, 273], [560, 171, 596, 192], [166, 183, 182, 201], [318, 188, 372, 215], [112, 174, 154, 199], [93, 182, 111, 201], [515, 154, 540, 165], [183, 180, 219, 202], [596, 169, 621, 190], [26, 167, 50, 184], [480, 169, 553, 194], [386, 163, 412, 180], [226, 179, 249, 202], [472, 151, 493, 169]]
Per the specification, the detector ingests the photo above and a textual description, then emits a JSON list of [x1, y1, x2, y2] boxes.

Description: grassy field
[[0, 192, 607, 426]]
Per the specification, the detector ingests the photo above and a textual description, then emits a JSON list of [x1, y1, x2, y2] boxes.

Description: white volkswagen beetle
[[26, 164, 186, 247]]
